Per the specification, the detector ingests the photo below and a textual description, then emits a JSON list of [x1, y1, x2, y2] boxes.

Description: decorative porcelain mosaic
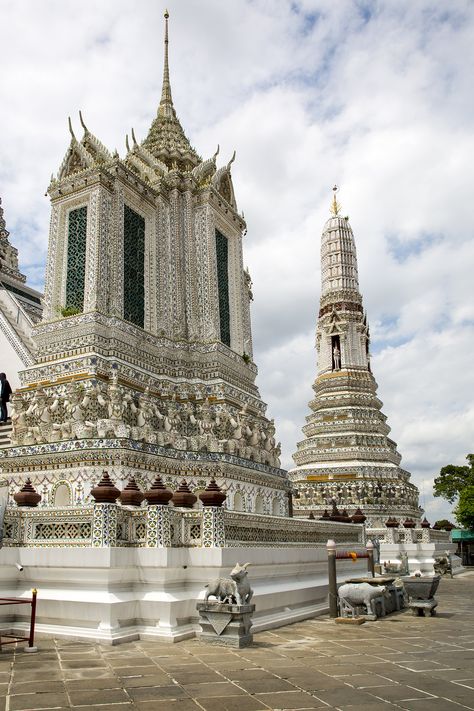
[[290, 212, 420, 525], [65, 206, 87, 311], [2, 504, 366, 549]]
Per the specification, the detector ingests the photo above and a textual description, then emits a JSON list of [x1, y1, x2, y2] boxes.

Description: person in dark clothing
[[0, 373, 12, 423]]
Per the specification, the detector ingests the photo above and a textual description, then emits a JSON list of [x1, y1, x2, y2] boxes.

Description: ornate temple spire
[[289, 190, 420, 526], [0, 197, 9, 241], [158, 10, 174, 119], [0, 196, 26, 284], [141, 10, 200, 170], [321, 187, 359, 299]]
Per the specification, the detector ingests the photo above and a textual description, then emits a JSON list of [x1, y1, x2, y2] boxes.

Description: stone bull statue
[[204, 562, 254, 605], [338, 582, 386, 616]]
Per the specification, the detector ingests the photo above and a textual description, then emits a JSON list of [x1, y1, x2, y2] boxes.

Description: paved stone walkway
[[1, 571, 474, 710]]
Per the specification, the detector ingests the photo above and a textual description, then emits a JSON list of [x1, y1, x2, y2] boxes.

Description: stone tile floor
[[1, 571, 474, 710]]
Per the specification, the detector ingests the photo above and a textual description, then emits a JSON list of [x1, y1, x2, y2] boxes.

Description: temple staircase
[[0, 287, 36, 362], [0, 421, 12, 449]]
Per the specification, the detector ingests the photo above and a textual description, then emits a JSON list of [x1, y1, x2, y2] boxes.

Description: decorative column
[[145, 505, 172, 547], [199, 479, 226, 547], [90, 471, 120, 547], [385, 518, 399, 545], [201, 507, 226, 548], [84, 186, 112, 313], [144, 475, 173, 547], [42, 203, 60, 320], [92, 504, 118, 547]]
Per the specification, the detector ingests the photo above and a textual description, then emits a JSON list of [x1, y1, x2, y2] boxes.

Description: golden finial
[[330, 184, 341, 216], [164, 9, 169, 19]]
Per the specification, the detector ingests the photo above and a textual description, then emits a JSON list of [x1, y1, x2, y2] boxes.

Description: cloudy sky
[[1, 0, 473, 522]]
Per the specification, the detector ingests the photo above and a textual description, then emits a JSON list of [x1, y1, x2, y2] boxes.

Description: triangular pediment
[[58, 139, 94, 180], [212, 166, 237, 209]]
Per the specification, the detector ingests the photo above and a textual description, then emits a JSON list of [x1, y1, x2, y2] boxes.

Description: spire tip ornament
[[158, 6, 173, 119], [330, 185, 341, 216]]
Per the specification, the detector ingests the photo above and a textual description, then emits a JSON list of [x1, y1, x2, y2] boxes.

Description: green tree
[[433, 519, 455, 531], [433, 454, 474, 504], [454, 486, 474, 530]]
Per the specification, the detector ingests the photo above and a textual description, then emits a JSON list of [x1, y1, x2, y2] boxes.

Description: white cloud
[[1, 0, 473, 525]]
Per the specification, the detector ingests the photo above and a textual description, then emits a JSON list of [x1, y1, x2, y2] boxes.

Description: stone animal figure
[[338, 582, 386, 616], [434, 552, 452, 577], [204, 562, 254, 605]]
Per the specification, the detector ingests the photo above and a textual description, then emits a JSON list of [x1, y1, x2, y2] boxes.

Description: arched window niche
[[255, 494, 264, 514], [52, 482, 72, 507], [233, 491, 244, 512]]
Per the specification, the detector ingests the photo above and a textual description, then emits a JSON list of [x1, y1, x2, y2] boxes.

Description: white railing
[[2, 505, 365, 548], [3, 507, 94, 547], [367, 526, 451, 545], [223, 510, 364, 547]]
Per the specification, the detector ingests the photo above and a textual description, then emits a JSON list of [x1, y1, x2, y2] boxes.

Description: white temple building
[[0, 16, 455, 644], [0, 11, 288, 514], [289, 189, 421, 527]]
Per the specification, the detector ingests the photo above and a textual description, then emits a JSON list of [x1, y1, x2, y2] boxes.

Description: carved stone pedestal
[[196, 601, 255, 647], [409, 599, 438, 617]]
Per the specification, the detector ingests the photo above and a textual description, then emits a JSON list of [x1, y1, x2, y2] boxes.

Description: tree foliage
[[455, 486, 474, 530], [433, 519, 455, 531], [433, 454, 474, 503]]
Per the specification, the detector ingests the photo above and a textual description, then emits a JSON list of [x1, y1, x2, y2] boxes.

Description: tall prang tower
[[289, 188, 420, 526], [1, 12, 289, 514]]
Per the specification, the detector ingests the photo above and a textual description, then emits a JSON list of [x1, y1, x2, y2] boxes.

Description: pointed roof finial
[[158, 9, 174, 119], [330, 184, 341, 216], [227, 150, 236, 170], [68, 116, 76, 140], [79, 110, 88, 133]]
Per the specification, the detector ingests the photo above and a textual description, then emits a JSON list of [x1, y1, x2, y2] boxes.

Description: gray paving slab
[[0, 569, 472, 710]]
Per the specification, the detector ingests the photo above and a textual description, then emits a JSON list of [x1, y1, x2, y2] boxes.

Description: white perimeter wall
[[0, 546, 368, 644]]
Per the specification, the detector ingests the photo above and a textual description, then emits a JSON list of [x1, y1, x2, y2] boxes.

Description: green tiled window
[[123, 205, 145, 328], [215, 229, 230, 346], [66, 206, 87, 311]]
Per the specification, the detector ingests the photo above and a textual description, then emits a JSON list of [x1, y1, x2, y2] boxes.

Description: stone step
[[0, 299, 36, 353], [0, 421, 12, 448]]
